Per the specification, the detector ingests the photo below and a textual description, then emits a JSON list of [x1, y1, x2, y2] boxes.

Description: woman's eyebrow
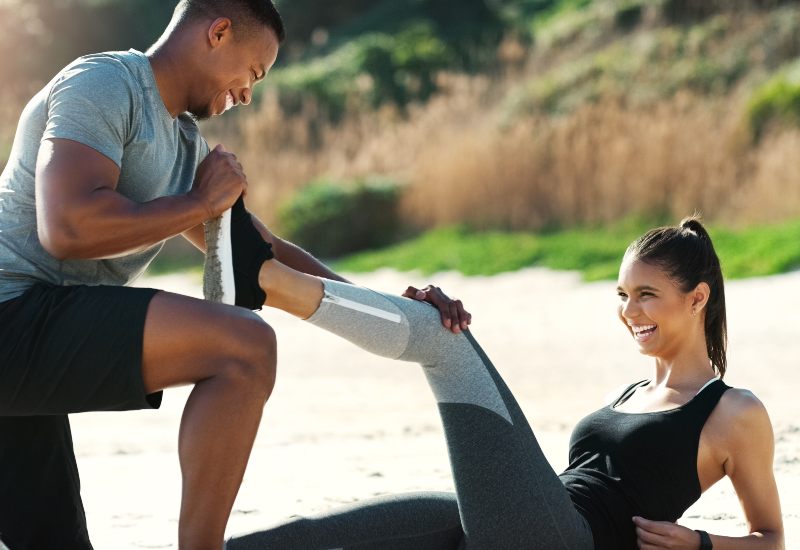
[[616, 285, 659, 292]]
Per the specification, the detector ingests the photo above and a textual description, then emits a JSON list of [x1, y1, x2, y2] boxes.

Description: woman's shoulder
[[717, 386, 768, 418], [711, 386, 774, 444]]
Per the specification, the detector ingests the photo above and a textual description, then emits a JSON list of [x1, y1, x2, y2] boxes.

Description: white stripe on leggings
[[321, 293, 402, 323]]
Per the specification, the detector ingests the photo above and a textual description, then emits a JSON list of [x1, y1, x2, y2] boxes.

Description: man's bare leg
[[141, 291, 277, 550]]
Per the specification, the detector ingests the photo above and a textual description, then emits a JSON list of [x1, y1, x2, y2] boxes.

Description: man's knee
[[220, 313, 277, 397]]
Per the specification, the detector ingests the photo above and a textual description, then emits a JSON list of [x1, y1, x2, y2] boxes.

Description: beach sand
[[70, 268, 798, 548]]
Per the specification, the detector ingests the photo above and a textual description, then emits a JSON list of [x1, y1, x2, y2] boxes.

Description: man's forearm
[[272, 238, 350, 283], [248, 212, 350, 283], [39, 188, 208, 260]]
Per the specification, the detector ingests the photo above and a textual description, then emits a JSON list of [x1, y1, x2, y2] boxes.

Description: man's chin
[[186, 109, 213, 121], [187, 106, 214, 121]]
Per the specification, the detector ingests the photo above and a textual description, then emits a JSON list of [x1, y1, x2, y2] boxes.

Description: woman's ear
[[690, 282, 711, 316]]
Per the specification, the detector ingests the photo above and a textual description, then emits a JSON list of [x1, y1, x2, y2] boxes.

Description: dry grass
[[194, 3, 800, 234], [3, 70, 796, 234], [203, 78, 800, 233], [2, 2, 795, 235]]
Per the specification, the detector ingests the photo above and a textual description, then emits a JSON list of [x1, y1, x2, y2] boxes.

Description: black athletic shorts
[[0, 282, 162, 549]]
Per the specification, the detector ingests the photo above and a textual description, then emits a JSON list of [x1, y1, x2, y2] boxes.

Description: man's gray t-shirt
[[0, 49, 209, 303]]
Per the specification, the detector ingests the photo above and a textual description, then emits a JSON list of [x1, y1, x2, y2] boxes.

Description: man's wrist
[[695, 529, 713, 550], [185, 192, 214, 223]]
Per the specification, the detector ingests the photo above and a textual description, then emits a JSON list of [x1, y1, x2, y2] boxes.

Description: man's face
[[190, 21, 279, 120]]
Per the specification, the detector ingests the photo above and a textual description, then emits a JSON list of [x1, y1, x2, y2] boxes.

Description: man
[[0, 1, 469, 548]]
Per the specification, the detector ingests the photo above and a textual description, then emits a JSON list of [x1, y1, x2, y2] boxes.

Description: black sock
[[230, 196, 274, 310]]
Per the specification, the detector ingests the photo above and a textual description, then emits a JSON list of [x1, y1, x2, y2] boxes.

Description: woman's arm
[[708, 389, 784, 549]]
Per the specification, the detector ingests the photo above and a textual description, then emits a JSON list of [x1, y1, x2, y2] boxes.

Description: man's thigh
[[0, 415, 93, 550], [0, 283, 161, 416]]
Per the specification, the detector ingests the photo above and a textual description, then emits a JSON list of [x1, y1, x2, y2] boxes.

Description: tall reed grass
[[203, 80, 800, 233]]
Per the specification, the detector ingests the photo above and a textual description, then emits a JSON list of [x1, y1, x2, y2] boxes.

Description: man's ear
[[207, 17, 233, 48]]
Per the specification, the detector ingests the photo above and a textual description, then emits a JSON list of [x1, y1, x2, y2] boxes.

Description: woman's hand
[[632, 517, 701, 549], [403, 285, 472, 334]]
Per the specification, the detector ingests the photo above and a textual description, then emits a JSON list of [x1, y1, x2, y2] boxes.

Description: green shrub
[[268, 23, 451, 117], [268, 45, 362, 120], [356, 24, 451, 107], [277, 178, 403, 258], [614, 2, 644, 31], [746, 66, 800, 141]]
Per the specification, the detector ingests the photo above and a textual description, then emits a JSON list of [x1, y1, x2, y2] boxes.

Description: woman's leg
[[227, 492, 464, 550], [230, 276, 593, 550], [303, 279, 593, 549], [207, 209, 593, 549]]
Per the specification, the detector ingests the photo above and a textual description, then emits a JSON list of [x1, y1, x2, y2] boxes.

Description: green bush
[[614, 2, 644, 31], [277, 178, 403, 258], [268, 23, 452, 117], [746, 66, 800, 141]]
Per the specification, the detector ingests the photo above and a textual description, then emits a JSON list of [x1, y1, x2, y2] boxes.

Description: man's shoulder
[[55, 50, 147, 93]]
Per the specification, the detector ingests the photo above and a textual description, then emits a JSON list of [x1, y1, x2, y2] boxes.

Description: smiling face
[[188, 18, 279, 120], [616, 254, 708, 361]]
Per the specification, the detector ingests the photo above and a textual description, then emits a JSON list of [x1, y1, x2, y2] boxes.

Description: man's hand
[[403, 285, 472, 334], [189, 144, 248, 220], [633, 517, 702, 549]]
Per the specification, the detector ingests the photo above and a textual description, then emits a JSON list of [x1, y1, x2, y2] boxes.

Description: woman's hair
[[625, 216, 727, 378]]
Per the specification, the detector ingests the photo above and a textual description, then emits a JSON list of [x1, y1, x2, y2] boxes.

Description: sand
[[69, 268, 798, 548]]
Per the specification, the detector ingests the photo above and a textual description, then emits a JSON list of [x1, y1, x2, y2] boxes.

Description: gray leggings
[[228, 279, 594, 550]]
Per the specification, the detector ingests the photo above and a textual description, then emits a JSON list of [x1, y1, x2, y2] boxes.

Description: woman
[[213, 205, 784, 549]]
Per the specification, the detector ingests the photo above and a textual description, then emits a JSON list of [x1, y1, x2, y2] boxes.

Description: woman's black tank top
[[559, 378, 731, 550]]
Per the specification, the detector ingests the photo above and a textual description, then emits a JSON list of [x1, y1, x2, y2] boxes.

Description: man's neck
[[147, 42, 190, 119]]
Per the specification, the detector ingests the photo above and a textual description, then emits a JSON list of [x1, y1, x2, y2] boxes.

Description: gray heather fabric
[[0, 49, 209, 303], [228, 279, 594, 550], [307, 279, 512, 423]]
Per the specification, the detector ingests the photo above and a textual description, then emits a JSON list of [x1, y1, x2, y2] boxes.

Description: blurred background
[[1, 0, 799, 277]]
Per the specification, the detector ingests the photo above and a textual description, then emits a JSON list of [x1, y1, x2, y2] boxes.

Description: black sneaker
[[203, 196, 274, 310]]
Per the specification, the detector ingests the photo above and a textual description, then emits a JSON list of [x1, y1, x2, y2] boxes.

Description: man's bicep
[[36, 138, 121, 195], [35, 138, 121, 252]]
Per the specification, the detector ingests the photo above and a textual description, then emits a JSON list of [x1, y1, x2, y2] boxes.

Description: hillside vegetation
[[197, 0, 800, 243], [2, 0, 799, 275]]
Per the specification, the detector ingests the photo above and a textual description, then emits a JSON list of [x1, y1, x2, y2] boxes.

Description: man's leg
[[0, 284, 278, 550], [141, 292, 278, 550], [0, 416, 92, 550]]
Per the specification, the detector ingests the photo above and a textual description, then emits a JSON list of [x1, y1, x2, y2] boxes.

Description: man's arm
[[182, 211, 349, 283], [250, 213, 351, 283], [37, 140, 245, 260]]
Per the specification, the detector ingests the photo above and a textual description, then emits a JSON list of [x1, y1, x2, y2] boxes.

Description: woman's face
[[616, 255, 700, 360]]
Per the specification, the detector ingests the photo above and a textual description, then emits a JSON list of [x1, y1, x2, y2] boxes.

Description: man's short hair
[[178, 0, 286, 43]]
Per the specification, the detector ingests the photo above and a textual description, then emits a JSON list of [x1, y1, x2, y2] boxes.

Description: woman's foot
[[204, 196, 274, 310]]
